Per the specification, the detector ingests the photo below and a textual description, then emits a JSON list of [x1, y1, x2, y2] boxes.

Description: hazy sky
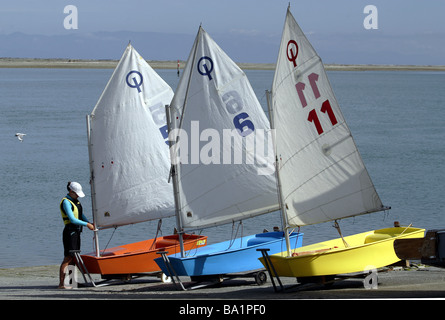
[[1, 0, 444, 64], [2, 0, 444, 36]]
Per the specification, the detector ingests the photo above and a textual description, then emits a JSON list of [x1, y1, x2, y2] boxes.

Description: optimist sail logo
[[197, 56, 214, 80], [126, 71, 144, 93], [287, 40, 299, 67]]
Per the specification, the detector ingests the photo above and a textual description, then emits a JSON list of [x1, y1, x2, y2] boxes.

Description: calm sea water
[[1, 68, 444, 268]]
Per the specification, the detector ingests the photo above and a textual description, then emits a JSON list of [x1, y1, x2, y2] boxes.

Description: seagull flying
[[15, 133, 26, 142]]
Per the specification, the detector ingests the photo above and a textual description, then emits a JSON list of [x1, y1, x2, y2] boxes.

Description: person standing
[[58, 181, 94, 289]]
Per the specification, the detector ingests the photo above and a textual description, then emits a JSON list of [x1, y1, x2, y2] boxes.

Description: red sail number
[[295, 73, 338, 135], [307, 100, 338, 135], [321, 99, 338, 127]]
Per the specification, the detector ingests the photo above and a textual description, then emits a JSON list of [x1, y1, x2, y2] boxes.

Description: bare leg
[[58, 256, 74, 289]]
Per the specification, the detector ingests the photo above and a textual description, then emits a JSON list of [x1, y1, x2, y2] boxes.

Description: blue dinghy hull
[[154, 231, 303, 277]]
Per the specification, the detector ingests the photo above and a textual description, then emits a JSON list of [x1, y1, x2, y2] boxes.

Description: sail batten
[[272, 8, 386, 227], [89, 44, 175, 229]]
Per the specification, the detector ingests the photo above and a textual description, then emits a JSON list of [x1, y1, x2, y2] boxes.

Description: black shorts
[[63, 225, 81, 257]]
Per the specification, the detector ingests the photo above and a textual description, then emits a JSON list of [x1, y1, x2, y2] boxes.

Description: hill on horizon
[[0, 30, 443, 66]]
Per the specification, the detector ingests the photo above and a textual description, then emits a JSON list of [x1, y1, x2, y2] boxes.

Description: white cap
[[69, 182, 85, 198]]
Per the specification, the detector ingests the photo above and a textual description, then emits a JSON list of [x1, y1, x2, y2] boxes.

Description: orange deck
[[80, 234, 207, 275]]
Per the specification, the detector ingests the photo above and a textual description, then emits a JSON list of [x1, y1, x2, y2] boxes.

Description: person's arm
[[81, 212, 95, 230], [62, 200, 88, 227], [80, 212, 90, 224]]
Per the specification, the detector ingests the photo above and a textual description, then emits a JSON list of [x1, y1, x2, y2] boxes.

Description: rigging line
[[176, 26, 202, 132], [333, 220, 349, 248], [240, 220, 244, 248], [289, 227, 300, 255], [266, 89, 288, 235], [258, 90, 267, 107], [101, 226, 117, 255], [295, 227, 301, 254], [168, 26, 201, 190], [399, 223, 413, 236], [227, 220, 243, 250], [149, 219, 163, 250], [183, 229, 205, 257], [228, 221, 237, 249]]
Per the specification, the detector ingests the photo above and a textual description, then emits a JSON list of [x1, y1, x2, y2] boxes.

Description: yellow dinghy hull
[[259, 227, 425, 278]]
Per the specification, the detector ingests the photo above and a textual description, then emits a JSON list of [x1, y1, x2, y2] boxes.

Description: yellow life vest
[[60, 197, 80, 225]]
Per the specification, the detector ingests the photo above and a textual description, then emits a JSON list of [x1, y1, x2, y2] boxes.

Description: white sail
[[169, 27, 279, 229], [271, 8, 385, 227], [89, 44, 175, 229]]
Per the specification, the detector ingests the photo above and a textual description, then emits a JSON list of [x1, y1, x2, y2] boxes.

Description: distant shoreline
[[0, 58, 444, 71]]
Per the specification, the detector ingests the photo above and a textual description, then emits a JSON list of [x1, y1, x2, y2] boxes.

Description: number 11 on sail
[[295, 72, 338, 135]]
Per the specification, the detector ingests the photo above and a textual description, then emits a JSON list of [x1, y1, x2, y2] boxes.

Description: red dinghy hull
[[80, 234, 207, 275]]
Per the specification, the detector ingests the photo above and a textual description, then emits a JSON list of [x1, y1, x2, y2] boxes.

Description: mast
[[176, 26, 201, 132], [266, 90, 292, 257], [165, 105, 185, 257], [163, 28, 202, 258], [86, 114, 100, 257]]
